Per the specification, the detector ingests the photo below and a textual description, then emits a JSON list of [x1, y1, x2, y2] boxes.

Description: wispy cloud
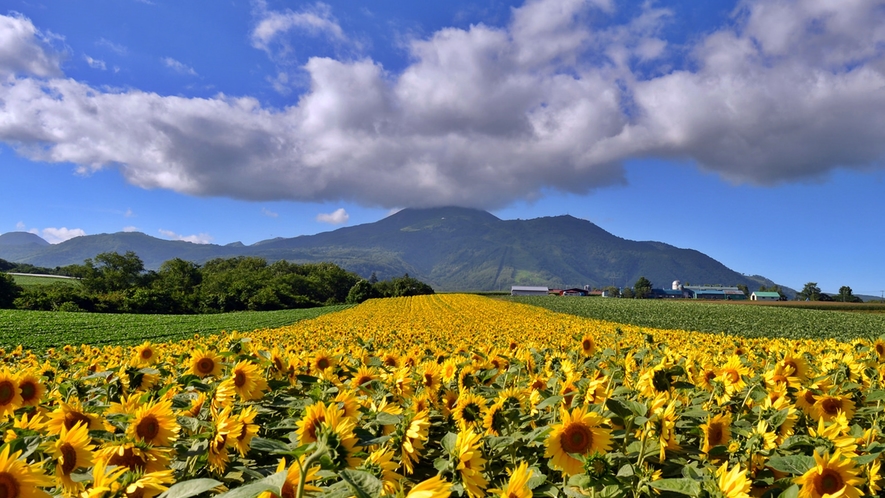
[[250, 1, 348, 52], [96, 37, 127, 55], [123, 226, 138, 232], [84, 55, 106, 70], [158, 229, 212, 244], [262, 207, 279, 218], [316, 208, 349, 225], [162, 57, 197, 76]]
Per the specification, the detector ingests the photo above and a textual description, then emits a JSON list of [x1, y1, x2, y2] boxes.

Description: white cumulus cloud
[[316, 208, 349, 225], [0, 1, 884, 210], [158, 229, 213, 244], [41, 227, 86, 244], [0, 13, 62, 78]]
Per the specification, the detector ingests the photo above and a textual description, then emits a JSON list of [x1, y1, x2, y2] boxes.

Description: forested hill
[[0, 207, 784, 292]]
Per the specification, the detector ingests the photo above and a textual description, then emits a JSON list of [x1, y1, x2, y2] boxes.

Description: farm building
[[684, 285, 748, 300], [552, 288, 590, 296], [751, 291, 781, 301], [511, 286, 549, 296]]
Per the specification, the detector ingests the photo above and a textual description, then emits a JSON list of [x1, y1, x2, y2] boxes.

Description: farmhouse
[[751, 291, 781, 301], [511, 286, 549, 296]]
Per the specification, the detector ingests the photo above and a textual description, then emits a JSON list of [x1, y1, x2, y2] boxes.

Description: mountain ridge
[[0, 207, 789, 294]]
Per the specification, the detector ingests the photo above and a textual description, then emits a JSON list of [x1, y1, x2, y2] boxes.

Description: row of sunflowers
[[0, 293, 883, 498]]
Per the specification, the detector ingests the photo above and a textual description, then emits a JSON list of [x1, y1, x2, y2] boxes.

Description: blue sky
[[2, 0, 885, 296]]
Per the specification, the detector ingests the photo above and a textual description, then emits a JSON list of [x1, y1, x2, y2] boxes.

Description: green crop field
[[9, 273, 80, 288], [507, 295, 885, 341], [0, 305, 351, 351]]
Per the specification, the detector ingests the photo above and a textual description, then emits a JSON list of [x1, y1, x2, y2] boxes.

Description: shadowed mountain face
[[0, 207, 782, 292]]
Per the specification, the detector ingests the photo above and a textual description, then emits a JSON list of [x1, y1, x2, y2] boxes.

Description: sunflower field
[[0, 294, 884, 498]]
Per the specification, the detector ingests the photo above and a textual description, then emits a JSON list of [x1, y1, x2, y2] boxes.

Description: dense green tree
[[0, 273, 22, 308], [798, 282, 822, 301], [634, 276, 653, 299], [152, 258, 202, 313], [346, 279, 379, 304], [603, 285, 620, 298], [837, 286, 862, 303], [76, 251, 146, 294], [736, 284, 749, 297], [621, 287, 635, 299]]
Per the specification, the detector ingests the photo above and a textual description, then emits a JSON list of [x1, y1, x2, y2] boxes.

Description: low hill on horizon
[[0, 207, 789, 294]]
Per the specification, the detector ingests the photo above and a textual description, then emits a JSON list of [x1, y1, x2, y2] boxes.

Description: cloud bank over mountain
[[1, 0, 884, 209]]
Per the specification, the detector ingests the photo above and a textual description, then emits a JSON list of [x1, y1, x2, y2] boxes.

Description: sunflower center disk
[[815, 470, 844, 495], [0, 472, 21, 498], [0, 381, 14, 405], [137, 415, 161, 441], [65, 412, 91, 431], [18, 382, 36, 403], [60, 442, 78, 475], [198, 358, 215, 375], [562, 424, 593, 454], [234, 371, 247, 388]]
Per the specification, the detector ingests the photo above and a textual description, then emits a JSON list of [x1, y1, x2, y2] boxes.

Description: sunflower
[[418, 362, 442, 392], [227, 360, 269, 401], [297, 402, 340, 445], [812, 394, 856, 423], [489, 462, 533, 498], [779, 354, 810, 382], [310, 350, 336, 375], [45, 401, 104, 435], [579, 335, 597, 357], [717, 355, 749, 394], [381, 351, 400, 369], [0, 369, 22, 417], [700, 412, 732, 455], [545, 405, 613, 476], [406, 475, 453, 498], [317, 409, 364, 470], [453, 391, 488, 432], [350, 365, 378, 392], [455, 430, 488, 498], [874, 339, 885, 362], [189, 350, 223, 378], [716, 462, 751, 498], [399, 410, 430, 475], [50, 422, 95, 494], [16, 371, 45, 408], [652, 397, 680, 461], [0, 443, 54, 498], [794, 451, 863, 498], [208, 406, 241, 474], [483, 401, 508, 437], [441, 389, 460, 418], [132, 341, 158, 366], [360, 448, 402, 495], [127, 398, 180, 447], [441, 359, 459, 383]]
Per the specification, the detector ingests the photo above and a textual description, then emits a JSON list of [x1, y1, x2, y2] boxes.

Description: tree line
[[0, 252, 433, 313]]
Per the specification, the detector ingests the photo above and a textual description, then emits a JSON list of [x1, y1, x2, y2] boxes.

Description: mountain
[[0, 207, 789, 293]]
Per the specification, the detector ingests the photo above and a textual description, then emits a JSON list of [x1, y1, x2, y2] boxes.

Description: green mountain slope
[[0, 207, 787, 293]]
